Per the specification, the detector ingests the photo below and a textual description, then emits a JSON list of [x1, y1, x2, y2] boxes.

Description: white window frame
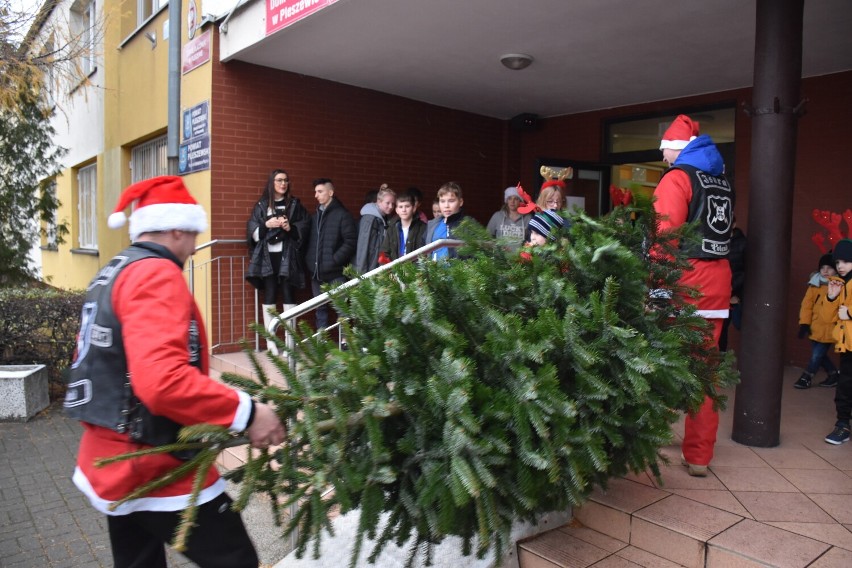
[[130, 135, 168, 183], [41, 36, 57, 108], [138, 0, 168, 28], [77, 164, 98, 249], [45, 181, 59, 249], [71, 0, 97, 77]]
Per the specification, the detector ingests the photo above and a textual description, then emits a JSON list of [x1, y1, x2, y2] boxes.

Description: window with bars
[[77, 164, 98, 249], [130, 135, 168, 183]]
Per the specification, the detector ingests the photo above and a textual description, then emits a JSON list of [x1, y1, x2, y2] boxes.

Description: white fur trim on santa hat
[[659, 137, 696, 151], [108, 212, 127, 229], [127, 202, 208, 241]]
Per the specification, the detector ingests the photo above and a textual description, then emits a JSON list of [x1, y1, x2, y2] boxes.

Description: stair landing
[[519, 368, 852, 567]]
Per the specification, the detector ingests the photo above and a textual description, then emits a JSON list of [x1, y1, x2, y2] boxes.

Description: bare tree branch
[[0, 0, 106, 113]]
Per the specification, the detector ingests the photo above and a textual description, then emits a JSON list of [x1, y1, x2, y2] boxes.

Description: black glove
[[798, 324, 810, 339]]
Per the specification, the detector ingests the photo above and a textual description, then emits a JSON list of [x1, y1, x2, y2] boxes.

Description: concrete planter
[[0, 364, 49, 422]]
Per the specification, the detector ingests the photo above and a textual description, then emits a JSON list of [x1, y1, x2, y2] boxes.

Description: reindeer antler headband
[[539, 165, 573, 191]]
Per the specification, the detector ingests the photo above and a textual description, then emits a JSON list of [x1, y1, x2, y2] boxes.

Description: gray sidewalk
[[0, 402, 288, 568]]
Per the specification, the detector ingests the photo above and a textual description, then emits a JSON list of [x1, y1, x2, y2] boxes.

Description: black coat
[[728, 227, 747, 298], [379, 218, 427, 261], [304, 198, 358, 282], [246, 196, 309, 290]]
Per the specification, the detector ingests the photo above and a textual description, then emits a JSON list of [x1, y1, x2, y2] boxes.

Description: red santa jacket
[[73, 257, 252, 515], [653, 169, 732, 319]]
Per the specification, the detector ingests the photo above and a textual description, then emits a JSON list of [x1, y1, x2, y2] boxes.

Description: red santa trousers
[[682, 318, 723, 466]]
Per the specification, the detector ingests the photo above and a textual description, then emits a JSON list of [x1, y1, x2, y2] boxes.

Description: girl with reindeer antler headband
[[516, 166, 573, 243]]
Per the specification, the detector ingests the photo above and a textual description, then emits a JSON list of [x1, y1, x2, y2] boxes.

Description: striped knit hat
[[528, 210, 565, 241]]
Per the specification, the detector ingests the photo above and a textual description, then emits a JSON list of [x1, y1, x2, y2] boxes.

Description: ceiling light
[[500, 53, 533, 71]]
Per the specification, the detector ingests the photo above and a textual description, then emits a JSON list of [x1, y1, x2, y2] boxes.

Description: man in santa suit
[[65, 176, 286, 567], [653, 114, 734, 477]]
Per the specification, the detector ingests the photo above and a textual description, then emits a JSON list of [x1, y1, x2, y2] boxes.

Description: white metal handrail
[[186, 239, 256, 351], [268, 239, 464, 335]]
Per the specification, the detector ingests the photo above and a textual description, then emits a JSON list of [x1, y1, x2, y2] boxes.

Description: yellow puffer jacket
[[799, 276, 837, 344], [818, 276, 852, 353]]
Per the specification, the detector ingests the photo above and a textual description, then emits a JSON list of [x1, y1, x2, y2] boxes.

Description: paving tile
[[668, 489, 753, 518], [587, 478, 669, 513], [610, 545, 684, 567], [733, 491, 835, 523], [797, 434, 842, 453], [752, 447, 834, 469], [588, 555, 640, 567], [630, 515, 705, 567], [812, 449, 852, 470], [712, 466, 799, 492], [554, 522, 628, 553], [648, 460, 727, 491], [708, 518, 830, 568], [517, 526, 617, 568], [619, 471, 653, 487], [634, 494, 742, 541], [573, 501, 631, 543], [765, 521, 852, 551], [631, 494, 741, 567], [809, 494, 852, 524], [516, 547, 562, 568], [708, 445, 769, 467], [776, 467, 852, 494], [809, 546, 852, 567]]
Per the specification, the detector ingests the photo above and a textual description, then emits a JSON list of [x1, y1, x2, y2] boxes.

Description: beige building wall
[[43, 0, 215, 292]]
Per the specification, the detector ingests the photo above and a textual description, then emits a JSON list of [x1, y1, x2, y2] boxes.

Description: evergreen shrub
[[0, 286, 84, 399]]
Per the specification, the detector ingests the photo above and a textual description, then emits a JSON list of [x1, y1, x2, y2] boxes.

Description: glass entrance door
[[536, 159, 612, 216]]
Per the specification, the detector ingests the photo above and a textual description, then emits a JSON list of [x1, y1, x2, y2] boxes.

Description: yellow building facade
[[42, 0, 215, 291]]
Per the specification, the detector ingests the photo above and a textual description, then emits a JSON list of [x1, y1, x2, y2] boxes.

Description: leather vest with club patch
[[663, 164, 734, 259], [64, 243, 202, 448]]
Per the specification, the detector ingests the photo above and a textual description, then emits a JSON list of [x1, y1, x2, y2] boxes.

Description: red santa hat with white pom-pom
[[107, 175, 207, 241], [659, 114, 700, 151]]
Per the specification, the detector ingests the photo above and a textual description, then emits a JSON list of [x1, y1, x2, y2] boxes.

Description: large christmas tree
[[99, 198, 738, 567]]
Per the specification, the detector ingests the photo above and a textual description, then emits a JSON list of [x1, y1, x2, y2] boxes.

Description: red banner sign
[[266, 0, 338, 36], [182, 29, 211, 74]]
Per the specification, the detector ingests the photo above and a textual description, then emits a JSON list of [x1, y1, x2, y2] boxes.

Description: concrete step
[[523, 476, 850, 568], [517, 518, 683, 568], [570, 477, 742, 567], [210, 350, 288, 471]]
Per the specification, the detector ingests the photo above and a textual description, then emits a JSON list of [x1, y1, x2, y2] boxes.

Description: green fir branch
[[97, 200, 738, 567]]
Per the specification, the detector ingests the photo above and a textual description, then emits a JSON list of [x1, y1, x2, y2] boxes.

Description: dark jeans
[[107, 493, 258, 568], [718, 303, 742, 352], [311, 276, 346, 330], [806, 340, 838, 375], [262, 252, 295, 304], [834, 353, 852, 423]]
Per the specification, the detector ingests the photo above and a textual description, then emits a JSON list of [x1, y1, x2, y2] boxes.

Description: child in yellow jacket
[[794, 253, 841, 388], [820, 239, 852, 444]]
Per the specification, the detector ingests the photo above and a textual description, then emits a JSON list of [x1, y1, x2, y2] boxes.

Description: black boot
[[794, 372, 813, 389], [820, 371, 840, 388]]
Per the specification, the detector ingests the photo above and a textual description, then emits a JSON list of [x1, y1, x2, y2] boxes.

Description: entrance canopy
[[218, 0, 852, 120]]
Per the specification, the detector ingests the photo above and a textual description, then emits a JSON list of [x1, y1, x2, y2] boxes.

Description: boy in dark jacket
[[378, 192, 427, 264], [304, 178, 358, 330]]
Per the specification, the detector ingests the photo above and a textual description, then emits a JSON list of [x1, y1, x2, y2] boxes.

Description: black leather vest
[[663, 165, 734, 259], [64, 243, 202, 448]]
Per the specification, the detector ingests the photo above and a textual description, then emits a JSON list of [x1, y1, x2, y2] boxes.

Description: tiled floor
[[571, 366, 852, 567]]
